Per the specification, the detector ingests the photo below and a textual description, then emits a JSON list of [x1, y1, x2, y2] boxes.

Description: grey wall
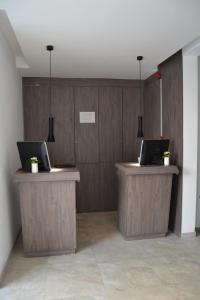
[[196, 56, 200, 228], [0, 32, 24, 280]]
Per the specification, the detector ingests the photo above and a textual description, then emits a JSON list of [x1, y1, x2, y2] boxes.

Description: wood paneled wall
[[144, 50, 183, 236], [144, 75, 160, 139], [23, 78, 144, 212]]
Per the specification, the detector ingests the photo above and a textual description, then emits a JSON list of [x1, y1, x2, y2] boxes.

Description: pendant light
[[137, 55, 144, 138], [47, 45, 55, 142]]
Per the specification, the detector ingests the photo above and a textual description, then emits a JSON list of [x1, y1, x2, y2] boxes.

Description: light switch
[[79, 112, 95, 123]]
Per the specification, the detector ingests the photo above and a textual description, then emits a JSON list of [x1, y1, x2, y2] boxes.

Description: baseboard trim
[[24, 248, 75, 257], [0, 229, 21, 287], [181, 232, 196, 238], [195, 227, 200, 235], [123, 233, 166, 241], [167, 229, 181, 238]]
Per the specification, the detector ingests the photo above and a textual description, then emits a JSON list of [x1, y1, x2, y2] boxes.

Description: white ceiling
[[1, 0, 200, 79]]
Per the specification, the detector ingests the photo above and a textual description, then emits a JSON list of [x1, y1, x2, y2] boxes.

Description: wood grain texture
[[159, 51, 183, 167], [144, 50, 183, 236], [144, 78, 160, 139], [123, 87, 143, 161], [117, 170, 173, 239], [75, 87, 99, 163], [23, 85, 49, 140], [18, 180, 77, 256], [100, 163, 118, 211], [159, 51, 183, 236], [76, 163, 100, 212], [23, 78, 144, 212], [47, 85, 75, 165], [117, 171, 128, 235], [115, 163, 179, 175], [99, 87, 123, 162], [14, 168, 80, 183], [23, 77, 144, 88]]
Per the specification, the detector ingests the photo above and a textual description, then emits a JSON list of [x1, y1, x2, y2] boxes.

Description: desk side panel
[[19, 181, 76, 255], [117, 171, 128, 235], [126, 174, 172, 237]]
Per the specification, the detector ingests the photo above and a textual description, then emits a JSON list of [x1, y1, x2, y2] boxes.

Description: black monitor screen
[[139, 139, 169, 165], [17, 141, 51, 172]]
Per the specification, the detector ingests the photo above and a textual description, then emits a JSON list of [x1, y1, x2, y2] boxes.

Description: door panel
[[100, 163, 118, 211], [99, 87, 123, 162], [76, 163, 100, 212]]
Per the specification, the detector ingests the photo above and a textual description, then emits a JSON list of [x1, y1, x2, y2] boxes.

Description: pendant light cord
[[136, 55, 144, 138], [49, 49, 52, 117], [139, 59, 141, 103]]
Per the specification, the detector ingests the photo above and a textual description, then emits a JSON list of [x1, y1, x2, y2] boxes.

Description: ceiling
[[1, 0, 200, 79]]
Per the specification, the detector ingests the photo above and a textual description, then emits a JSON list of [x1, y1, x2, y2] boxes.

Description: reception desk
[[115, 163, 179, 240], [14, 168, 80, 257]]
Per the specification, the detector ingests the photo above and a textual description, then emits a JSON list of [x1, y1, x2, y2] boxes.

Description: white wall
[[182, 52, 199, 234], [196, 57, 200, 228], [0, 31, 24, 279]]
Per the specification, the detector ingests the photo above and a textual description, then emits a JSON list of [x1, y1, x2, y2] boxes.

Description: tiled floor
[[0, 212, 200, 300]]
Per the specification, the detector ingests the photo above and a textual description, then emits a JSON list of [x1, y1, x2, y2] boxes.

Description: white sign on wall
[[79, 112, 95, 123]]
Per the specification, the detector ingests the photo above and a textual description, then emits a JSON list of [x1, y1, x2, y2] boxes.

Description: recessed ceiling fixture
[[47, 45, 55, 142], [137, 55, 144, 138]]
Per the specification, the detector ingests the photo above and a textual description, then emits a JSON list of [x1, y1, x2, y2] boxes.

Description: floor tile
[[0, 212, 200, 300]]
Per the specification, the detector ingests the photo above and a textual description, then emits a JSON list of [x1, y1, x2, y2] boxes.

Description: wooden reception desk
[[115, 163, 179, 240], [14, 168, 80, 257]]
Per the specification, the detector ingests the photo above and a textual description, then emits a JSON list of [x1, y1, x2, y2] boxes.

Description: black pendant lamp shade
[[137, 56, 144, 138], [47, 45, 55, 142], [48, 116, 55, 142]]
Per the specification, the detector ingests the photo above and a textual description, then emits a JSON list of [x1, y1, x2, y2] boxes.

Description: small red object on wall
[[155, 71, 162, 80]]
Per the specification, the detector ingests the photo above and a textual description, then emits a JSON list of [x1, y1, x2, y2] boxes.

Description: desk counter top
[[14, 167, 80, 183], [115, 163, 179, 176]]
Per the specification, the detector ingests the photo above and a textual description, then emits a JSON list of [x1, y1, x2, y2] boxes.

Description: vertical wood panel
[[23, 79, 144, 213], [144, 78, 160, 139], [47, 85, 75, 165], [23, 85, 49, 140], [18, 180, 76, 255], [160, 52, 183, 167], [76, 163, 100, 212], [117, 171, 173, 238], [100, 163, 118, 211], [123, 87, 143, 161], [159, 51, 183, 236], [75, 87, 99, 163], [144, 51, 183, 236], [99, 87, 123, 162]]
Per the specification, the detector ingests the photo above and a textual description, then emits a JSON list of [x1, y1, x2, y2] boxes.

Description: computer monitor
[[17, 141, 51, 172], [139, 139, 170, 165]]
